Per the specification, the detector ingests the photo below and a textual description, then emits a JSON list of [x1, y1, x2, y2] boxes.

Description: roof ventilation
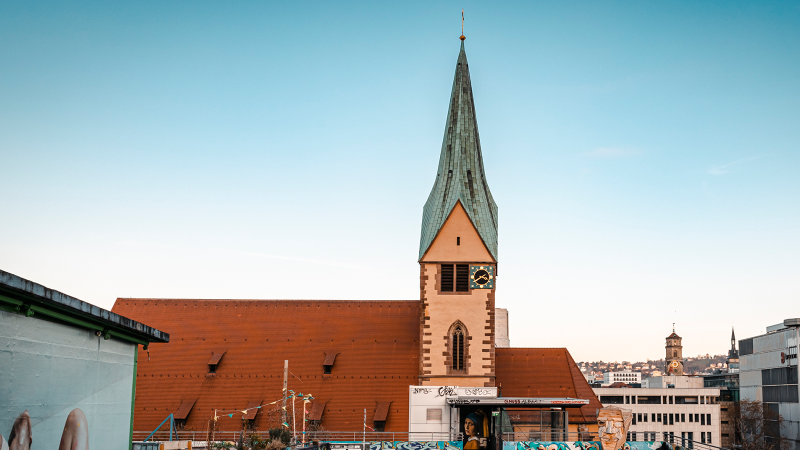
[[373, 401, 391, 432], [243, 400, 262, 422], [309, 401, 327, 423], [174, 399, 198, 428], [323, 352, 338, 374], [208, 351, 226, 376]]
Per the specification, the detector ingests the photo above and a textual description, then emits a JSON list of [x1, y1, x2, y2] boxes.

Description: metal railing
[[132, 431, 458, 445], [501, 432, 599, 442], [667, 434, 731, 450]]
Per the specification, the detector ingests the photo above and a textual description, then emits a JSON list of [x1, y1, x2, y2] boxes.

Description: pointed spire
[[729, 326, 739, 359], [419, 41, 498, 261]]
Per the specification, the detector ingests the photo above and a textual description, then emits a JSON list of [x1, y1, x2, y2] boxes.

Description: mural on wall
[[0, 311, 138, 450], [598, 407, 633, 450], [0, 409, 89, 450], [503, 442, 672, 450], [352, 442, 463, 450], [457, 406, 490, 450]]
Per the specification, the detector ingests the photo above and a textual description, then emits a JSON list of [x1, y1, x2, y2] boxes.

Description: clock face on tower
[[469, 265, 495, 289]]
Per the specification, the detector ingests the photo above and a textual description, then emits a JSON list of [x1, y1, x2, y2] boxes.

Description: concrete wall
[[494, 309, 509, 348], [0, 311, 137, 450]]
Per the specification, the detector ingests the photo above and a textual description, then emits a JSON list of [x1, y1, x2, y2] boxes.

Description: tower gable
[[420, 201, 495, 263]]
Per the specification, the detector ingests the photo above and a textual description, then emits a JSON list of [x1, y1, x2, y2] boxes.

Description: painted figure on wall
[[464, 410, 488, 450], [1, 409, 89, 450], [598, 406, 632, 450]]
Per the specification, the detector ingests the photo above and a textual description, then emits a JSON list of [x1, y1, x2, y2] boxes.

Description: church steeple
[[419, 40, 498, 262], [417, 38, 498, 387]]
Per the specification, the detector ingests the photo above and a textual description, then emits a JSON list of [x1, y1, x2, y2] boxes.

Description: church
[[112, 37, 602, 443]]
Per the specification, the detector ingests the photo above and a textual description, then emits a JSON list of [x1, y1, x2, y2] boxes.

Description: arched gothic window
[[452, 324, 465, 371]]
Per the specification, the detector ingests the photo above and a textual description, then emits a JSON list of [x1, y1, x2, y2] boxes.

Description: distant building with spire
[[726, 327, 740, 373]]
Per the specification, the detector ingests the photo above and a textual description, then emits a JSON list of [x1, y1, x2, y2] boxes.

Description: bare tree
[[735, 400, 789, 450]]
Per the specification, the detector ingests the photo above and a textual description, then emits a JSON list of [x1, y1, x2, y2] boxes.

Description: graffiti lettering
[[412, 388, 432, 395], [436, 386, 457, 398], [464, 388, 492, 396]]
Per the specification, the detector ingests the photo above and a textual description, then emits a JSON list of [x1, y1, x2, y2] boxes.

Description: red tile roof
[[495, 348, 602, 424], [113, 299, 421, 433], [115, 299, 599, 432]]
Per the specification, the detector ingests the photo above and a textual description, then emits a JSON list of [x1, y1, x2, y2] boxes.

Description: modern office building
[[740, 319, 800, 450], [593, 386, 721, 446], [703, 328, 741, 448], [703, 372, 739, 448]]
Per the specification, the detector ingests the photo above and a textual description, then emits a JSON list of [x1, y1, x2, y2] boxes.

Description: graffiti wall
[[0, 311, 138, 450], [329, 442, 464, 450], [503, 442, 672, 450]]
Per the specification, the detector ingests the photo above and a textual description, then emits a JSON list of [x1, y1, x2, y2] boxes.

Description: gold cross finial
[[460, 10, 466, 41]]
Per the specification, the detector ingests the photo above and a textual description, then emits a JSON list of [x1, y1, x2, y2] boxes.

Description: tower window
[[673, 350, 677, 357], [452, 324, 465, 371], [455, 264, 469, 291], [457, 237, 460, 246], [441, 264, 454, 291]]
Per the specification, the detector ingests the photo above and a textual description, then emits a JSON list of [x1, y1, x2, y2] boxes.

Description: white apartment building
[[593, 386, 721, 446], [604, 370, 642, 385], [740, 318, 800, 450]]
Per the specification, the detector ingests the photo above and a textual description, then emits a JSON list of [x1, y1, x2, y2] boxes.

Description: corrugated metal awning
[[309, 401, 327, 421], [373, 401, 391, 422], [243, 400, 261, 420], [209, 352, 225, 365], [174, 399, 198, 420]]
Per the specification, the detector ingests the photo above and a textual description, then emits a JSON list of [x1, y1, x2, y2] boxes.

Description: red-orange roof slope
[[113, 299, 421, 433], [495, 348, 601, 424]]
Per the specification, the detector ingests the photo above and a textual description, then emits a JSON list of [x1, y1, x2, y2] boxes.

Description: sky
[[1, 1, 798, 363]]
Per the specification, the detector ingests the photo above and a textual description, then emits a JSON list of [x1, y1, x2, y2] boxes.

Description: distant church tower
[[665, 325, 684, 375], [727, 327, 740, 373], [418, 37, 498, 387]]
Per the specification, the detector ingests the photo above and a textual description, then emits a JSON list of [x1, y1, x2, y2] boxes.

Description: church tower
[[418, 37, 498, 387], [727, 327, 740, 373], [665, 326, 684, 375]]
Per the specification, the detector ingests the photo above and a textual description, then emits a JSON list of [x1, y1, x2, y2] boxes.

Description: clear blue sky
[[1, 1, 798, 362]]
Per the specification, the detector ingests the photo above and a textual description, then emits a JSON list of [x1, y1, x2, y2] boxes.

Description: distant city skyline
[[1, 1, 798, 362]]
